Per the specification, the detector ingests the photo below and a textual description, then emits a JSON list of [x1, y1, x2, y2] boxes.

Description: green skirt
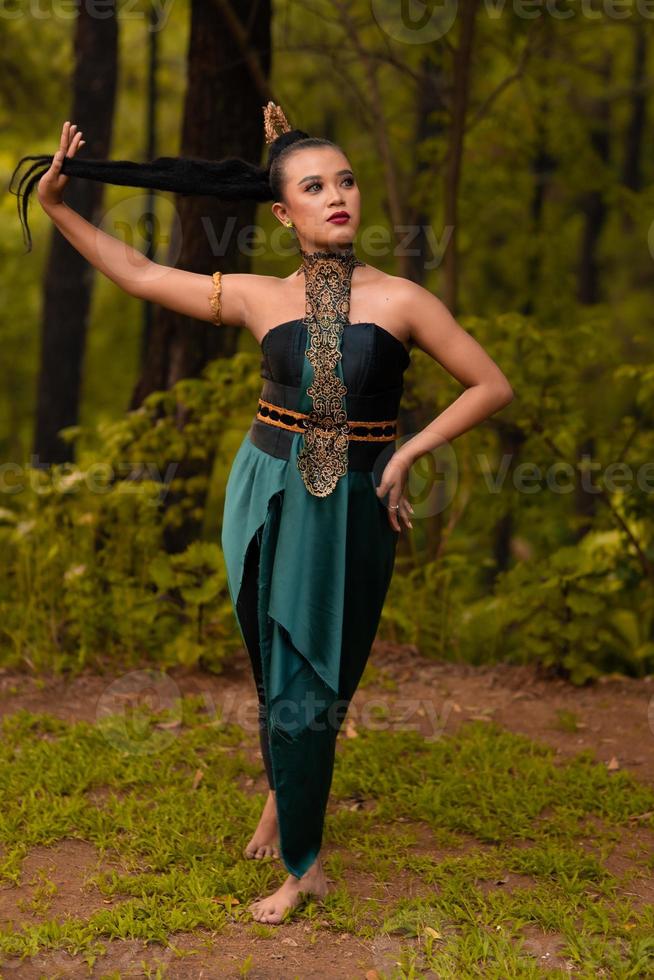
[[221, 331, 400, 877], [221, 430, 399, 877]]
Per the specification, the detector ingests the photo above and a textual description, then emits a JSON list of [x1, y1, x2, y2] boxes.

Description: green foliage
[[460, 533, 654, 685], [0, 353, 260, 675], [2, 2, 654, 683], [385, 306, 654, 682]]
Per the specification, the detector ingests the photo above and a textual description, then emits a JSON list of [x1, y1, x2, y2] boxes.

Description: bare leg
[[249, 852, 330, 925], [237, 533, 280, 860], [244, 788, 280, 859]]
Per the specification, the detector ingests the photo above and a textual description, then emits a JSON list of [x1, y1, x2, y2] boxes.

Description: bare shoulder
[[363, 269, 423, 348], [386, 275, 456, 348], [350, 265, 411, 344], [239, 271, 288, 318], [239, 272, 299, 341], [361, 266, 422, 316], [387, 275, 514, 397], [387, 274, 440, 310]]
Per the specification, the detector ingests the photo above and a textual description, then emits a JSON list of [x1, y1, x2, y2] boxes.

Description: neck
[[298, 243, 365, 273]]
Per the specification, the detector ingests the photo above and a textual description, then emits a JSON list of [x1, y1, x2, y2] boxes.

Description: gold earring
[[286, 220, 293, 228]]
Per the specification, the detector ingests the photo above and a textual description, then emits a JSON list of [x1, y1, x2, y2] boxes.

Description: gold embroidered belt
[[247, 379, 403, 472], [256, 397, 397, 442]]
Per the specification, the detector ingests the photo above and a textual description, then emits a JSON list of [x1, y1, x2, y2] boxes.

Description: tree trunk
[[33, 2, 118, 467], [129, 0, 271, 408], [397, 52, 448, 562], [442, 0, 477, 317], [621, 24, 646, 195], [574, 53, 612, 539], [133, 0, 272, 554], [576, 53, 611, 306]]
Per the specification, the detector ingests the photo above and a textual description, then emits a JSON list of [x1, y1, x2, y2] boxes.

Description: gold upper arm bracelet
[[209, 271, 222, 325]]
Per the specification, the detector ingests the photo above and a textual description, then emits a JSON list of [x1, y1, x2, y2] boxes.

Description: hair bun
[[266, 128, 311, 170]]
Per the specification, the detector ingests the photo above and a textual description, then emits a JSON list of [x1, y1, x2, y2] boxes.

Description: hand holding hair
[[37, 121, 86, 210], [9, 103, 310, 253]]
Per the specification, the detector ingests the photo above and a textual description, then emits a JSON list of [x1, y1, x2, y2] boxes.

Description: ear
[[271, 202, 286, 225]]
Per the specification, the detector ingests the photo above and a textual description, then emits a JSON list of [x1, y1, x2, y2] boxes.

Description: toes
[[244, 844, 270, 860]]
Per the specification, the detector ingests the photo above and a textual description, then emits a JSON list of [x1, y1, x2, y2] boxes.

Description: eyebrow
[[297, 169, 354, 186]]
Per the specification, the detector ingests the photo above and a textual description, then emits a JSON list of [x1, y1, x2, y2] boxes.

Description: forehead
[[285, 145, 352, 182]]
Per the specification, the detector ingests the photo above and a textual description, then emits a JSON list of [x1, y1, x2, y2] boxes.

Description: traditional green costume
[[220, 247, 411, 877]]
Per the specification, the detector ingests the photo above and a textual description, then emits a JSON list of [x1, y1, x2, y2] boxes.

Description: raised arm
[[36, 121, 248, 327]]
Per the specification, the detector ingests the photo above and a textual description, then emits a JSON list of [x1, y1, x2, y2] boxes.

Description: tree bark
[[576, 53, 612, 306], [129, 0, 271, 408], [131, 0, 272, 554], [442, 0, 477, 316], [33, 1, 118, 467]]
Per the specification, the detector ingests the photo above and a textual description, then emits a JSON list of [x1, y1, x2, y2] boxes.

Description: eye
[[306, 177, 356, 192]]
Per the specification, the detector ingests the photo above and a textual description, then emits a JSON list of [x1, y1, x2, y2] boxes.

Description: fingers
[[67, 131, 85, 157], [59, 120, 85, 158], [49, 121, 68, 176], [50, 121, 84, 180], [384, 495, 414, 533], [65, 123, 84, 156], [401, 497, 414, 530], [374, 459, 413, 532]]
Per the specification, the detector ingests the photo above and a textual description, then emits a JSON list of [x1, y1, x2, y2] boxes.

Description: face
[[272, 146, 361, 253]]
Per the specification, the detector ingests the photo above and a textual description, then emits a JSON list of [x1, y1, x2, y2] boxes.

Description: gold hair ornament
[[263, 101, 292, 145]]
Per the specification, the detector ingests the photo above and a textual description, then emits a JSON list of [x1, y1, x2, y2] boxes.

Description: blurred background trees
[[0, 0, 652, 681]]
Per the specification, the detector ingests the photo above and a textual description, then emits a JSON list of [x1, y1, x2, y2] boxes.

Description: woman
[[11, 104, 513, 925]]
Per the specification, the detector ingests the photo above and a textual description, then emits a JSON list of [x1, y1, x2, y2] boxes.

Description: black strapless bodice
[[247, 319, 411, 471], [259, 319, 411, 393]]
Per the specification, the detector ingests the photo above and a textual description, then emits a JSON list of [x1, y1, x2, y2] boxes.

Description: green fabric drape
[[221, 330, 399, 878]]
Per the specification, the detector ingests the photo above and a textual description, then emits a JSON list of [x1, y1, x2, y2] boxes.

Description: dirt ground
[[0, 644, 652, 979]]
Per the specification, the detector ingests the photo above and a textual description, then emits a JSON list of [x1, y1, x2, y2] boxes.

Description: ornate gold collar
[[295, 246, 366, 497]]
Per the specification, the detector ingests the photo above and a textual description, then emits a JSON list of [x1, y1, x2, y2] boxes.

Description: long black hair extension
[[8, 121, 339, 253]]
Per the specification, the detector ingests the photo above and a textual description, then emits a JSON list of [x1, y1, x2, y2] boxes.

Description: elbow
[[128, 264, 161, 303], [494, 384, 514, 408]]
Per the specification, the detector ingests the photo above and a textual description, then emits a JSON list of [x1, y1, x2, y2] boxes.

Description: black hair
[[8, 129, 342, 252]]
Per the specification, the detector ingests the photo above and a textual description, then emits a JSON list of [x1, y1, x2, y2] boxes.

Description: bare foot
[[249, 854, 330, 925], [243, 789, 280, 860]]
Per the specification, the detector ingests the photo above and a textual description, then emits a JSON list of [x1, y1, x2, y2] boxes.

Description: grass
[[0, 693, 653, 978]]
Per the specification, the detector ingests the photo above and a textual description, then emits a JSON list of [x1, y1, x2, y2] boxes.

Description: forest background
[[1, 0, 653, 685]]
